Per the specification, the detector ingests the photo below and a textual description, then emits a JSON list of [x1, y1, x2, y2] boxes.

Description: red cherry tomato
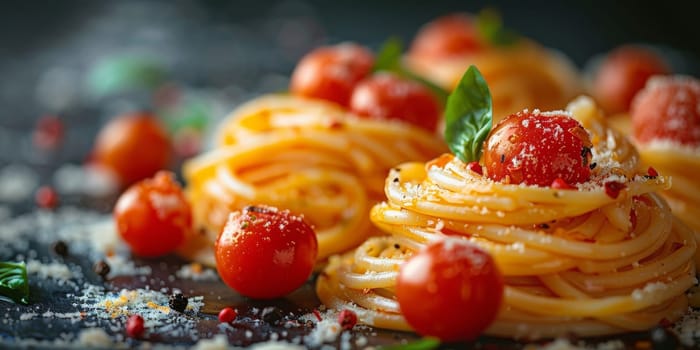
[[349, 73, 442, 132], [396, 239, 503, 342], [631, 76, 700, 146], [93, 112, 172, 186], [592, 45, 670, 114], [290, 43, 374, 107], [409, 13, 483, 60], [215, 205, 318, 299], [114, 171, 191, 257], [483, 110, 593, 186]]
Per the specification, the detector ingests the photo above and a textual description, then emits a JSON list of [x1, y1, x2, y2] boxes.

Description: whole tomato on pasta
[[215, 205, 318, 299], [290, 43, 374, 107], [482, 110, 593, 187], [396, 239, 503, 342], [114, 171, 192, 257], [409, 13, 483, 59], [349, 72, 442, 132], [592, 45, 670, 114], [93, 112, 172, 186], [631, 76, 700, 147]]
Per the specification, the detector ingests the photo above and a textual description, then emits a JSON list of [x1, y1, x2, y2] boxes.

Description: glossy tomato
[[93, 112, 172, 186], [409, 13, 483, 60], [483, 110, 593, 187], [396, 239, 503, 342], [349, 72, 442, 132], [290, 43, 374, 107], [631, 75, 700, 146], [215, 205, 318, 299], [592, 45, 670, 114], [114, 171, 191, 257]]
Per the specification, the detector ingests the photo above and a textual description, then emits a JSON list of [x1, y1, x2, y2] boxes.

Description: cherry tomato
[[290, 43, 374, 107], [93, 112, 172, 186], [409, 13, 483, 60], [396, 239, 503, 342], [592, 45, 670, 114], [114, 171, 191, 257], [483, 110, 593, 186], [215, 205, 318, 299], [218, 307, 237, 323], [631, 76, 700, 147], [349, 73, 441, 132]]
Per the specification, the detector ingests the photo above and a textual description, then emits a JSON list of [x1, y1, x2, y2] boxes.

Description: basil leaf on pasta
[[444, 65, 493, 163], [378, 337, 440, 350], [476, 8, 519, 46]]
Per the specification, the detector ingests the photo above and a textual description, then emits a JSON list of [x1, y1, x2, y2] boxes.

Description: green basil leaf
[[476, 8, 519, 47], [373, 38, 449, 105], [444, 65, 493, 163], [378, 337, 440, 350], [373, 36, 404, 72], [0, 261, 29, 305]]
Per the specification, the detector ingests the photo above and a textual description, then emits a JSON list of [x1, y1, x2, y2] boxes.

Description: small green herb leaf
[[373, 36, 404, 72], [444, 65, 493, 163], [0, 261, 29, 305], [378, 337, 440, 350], [476, 8, 519, 47], [373, 38, 449, 105]]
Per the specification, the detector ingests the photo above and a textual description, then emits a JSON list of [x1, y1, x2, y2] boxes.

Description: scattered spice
[[218, 307, 237, 323], [126, 314, 145, 338], [589, 162, 597, 170], [337, 309, 357, 331], [649, 325, 679, 348], [35, 186, 59, 209], [466, 161, 483, 175], [261, 306, 285, 324], [33, 115, 64, 150], [168, 293, 188, 313], [604, 181, 626, 199], [93, 260, 111, 279], [51, 240, 69, 257], [647, 166, 659, 178]]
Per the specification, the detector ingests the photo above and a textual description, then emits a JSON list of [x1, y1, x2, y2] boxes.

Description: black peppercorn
[[93, 260, 111, 278], [51, 240, 69, 257], [169, 293, 188, 313]]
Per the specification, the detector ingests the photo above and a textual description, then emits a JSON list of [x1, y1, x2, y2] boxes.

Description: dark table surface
[[1, 1, 698, 348]]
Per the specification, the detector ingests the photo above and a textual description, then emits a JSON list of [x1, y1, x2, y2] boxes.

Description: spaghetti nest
[[180, 95, 447, 265], [317, 97, 697, 339], [637, 142, 700, 237], [407, 40, 581, 121]]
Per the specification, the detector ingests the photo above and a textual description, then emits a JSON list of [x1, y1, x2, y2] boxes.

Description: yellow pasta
[[180, 94, 447, 266], [317, 96, 697, 339], [406, 40, 582, 121]]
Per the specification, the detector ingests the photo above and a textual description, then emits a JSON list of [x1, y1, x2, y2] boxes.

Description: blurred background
[[0, 0, 698, 209]]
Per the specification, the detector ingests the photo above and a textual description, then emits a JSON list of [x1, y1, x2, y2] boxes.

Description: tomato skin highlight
[[93, 112, 172, 186], [350, 73, 442, 132], [215, 205, 318, 299], [483, 110, 592, 187], [631, 75, 700, 147], [290, 43, 374, 107], [114, 171, 192, 257], [396, 239, 503, 342], [593, 45, 670, 114], [409, 13, 483, 60]]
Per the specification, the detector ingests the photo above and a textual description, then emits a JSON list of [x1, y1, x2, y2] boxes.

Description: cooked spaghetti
[[180, 95, 447, 265], [407, 40, 581, 121], [317, 96, 697, 338]]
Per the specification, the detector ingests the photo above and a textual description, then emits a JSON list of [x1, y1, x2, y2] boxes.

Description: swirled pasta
[[407, 40, 582, 121], [317, 96, 697, 339], [179, 95, 447, 266]]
